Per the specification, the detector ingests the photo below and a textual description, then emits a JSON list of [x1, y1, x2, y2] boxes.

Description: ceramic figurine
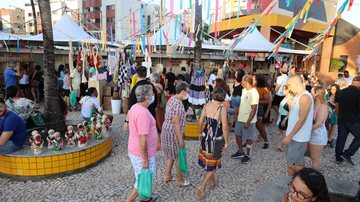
[[65, 125, 76, 147], [76, 124, 88, 148], [30, 130, 43, 155], [89, 103, 96, 119], [91, 117, 97, 138], [97, 107, 104, 123], [95, 123, 103, 140], [53, 132, 64, 151], [47, 129, 55, 149], [83, 121, 91, 140], [102, 115, 113, 131]]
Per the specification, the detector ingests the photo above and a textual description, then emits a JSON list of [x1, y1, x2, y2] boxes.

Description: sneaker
[[141, 194, 158, 202], [241, 155, 251, 164], [340, 154, 355, 166], [263, 142, 269, 149], [335, 156, 343, 164], [231, 151, 245, 159]]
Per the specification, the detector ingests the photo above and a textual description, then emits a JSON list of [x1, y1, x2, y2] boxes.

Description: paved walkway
[[0, 111, 359, 202]]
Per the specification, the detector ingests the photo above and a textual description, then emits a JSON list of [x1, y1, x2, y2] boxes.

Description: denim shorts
[[0, 140, 23, 154], [234, 122, 256, 140], [310, 126, 328, 145], [231, 96, 241, 108]]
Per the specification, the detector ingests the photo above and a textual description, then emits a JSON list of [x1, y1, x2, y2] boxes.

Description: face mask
[[149, 95, 155, 105]]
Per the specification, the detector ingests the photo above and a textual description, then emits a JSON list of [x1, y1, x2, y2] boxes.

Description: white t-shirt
[[344, 76, 354, 86], [208, 74, 217, 87], [81, 96, 100, 118], [19, 74, 29, 85], [70, 70, 81, 90], [238, 88, 259, 123], [275, 74, 289, 96]]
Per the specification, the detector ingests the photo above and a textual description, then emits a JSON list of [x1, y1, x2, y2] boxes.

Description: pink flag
[[247, 0, 252, 12], [215, 0, 219, 37], [170, 0, 174, 19], [132, 12, 136, 37]]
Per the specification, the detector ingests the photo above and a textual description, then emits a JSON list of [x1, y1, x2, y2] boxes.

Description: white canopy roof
[[0, 31, 18, 41], [23, 14, 98, 43], [151, 19, 194, 47]]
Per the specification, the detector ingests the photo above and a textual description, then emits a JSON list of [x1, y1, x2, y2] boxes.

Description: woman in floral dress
[[161, 81, 190, 187]]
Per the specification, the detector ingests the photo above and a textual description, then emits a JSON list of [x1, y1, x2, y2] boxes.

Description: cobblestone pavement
[[0, 111, 359, 202]]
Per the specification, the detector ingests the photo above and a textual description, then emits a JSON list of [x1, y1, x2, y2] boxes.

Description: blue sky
[[2, 0, 360, 28]]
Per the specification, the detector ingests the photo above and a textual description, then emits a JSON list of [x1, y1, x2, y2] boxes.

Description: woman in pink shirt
[[126, 84, 158, 202]]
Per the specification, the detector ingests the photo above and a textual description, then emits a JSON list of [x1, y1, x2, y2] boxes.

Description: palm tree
[[38, 0, 66, 133], [30, 0, 38, 34]]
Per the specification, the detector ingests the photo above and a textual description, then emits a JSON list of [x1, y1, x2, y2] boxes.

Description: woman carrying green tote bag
[[137, 169, 153, 199]]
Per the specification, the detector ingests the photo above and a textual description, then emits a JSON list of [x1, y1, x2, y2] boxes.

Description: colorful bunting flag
[[215, 0, 219, 37], [247, 0, 252, 12]]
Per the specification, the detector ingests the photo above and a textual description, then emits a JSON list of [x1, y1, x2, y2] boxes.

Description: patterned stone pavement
[[0, 111, 359, 202]]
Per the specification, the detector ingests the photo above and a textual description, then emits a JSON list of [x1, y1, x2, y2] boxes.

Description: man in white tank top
[[283, 75, 314, 176]]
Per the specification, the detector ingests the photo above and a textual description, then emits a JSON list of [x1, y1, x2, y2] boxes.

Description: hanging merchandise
[[188, 64, 207, 106], [236, 0, 241, 21], [118, 59, 131, 86], [208, 14, 212, 34], [110, 25, 114, 45], [141, 35, 146, 54], [207, 0, 211, 20], [107, 52, 120, 76], [69, 41, 74, 71], [101, 28, 106, 51], [140, 7, 145, 33], [142, 50, 152, 78], [146, 33, 151, 54], [77, 48, 82, 68]]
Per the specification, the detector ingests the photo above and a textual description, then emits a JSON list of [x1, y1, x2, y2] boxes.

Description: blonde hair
[[314, 86, 326, 104]]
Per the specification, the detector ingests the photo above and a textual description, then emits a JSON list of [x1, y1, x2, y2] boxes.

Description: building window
[[106, 5, 115, 10]]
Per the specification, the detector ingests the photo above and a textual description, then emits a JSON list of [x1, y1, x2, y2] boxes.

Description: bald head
[[242, 75, 254, 89], [286, 75, 305, 95]]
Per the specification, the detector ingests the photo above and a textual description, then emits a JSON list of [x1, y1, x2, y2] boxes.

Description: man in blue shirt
[[4, 61, 20, 89], [0, 98, 27, 154]]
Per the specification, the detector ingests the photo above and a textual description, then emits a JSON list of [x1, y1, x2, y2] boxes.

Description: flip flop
[[276, 148, 284, 152], [209, 183, 217, 190], [163, 177, 174, 183], [176, 179, 190, 187]]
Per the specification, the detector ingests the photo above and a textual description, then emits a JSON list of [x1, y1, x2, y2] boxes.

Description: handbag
[[212, 106, 225, 158], [178, 147, 189, 174]]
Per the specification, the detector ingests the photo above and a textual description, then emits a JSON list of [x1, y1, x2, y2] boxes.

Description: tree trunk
[[194, 0, 202, 64], [38, 0, 66, 133], [30, 0, 38, 35]]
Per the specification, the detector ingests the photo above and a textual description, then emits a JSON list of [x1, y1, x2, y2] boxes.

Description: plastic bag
[[69, 92, 77, 107], [137, 169, 153, 199], [178, 147, 189, 174], [31, 111, 45, 127]]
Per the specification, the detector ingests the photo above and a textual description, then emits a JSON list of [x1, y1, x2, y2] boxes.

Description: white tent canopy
[[151, 19, 194, 47], [0, 31, 18, 41], [23, 14, 98, 43]]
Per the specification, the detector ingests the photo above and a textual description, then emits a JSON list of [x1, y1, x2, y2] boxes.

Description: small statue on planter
[[97, 107, 104, 123], [65, 125, 76, 147], [30, 130, 43, 155], [47, 129, 55, 149], [91, 117, 97, 138], [89, 103, 96, 119], [102, 114, 113, 131], [95, 123, 103, 140], [83, 121, 91, 140], [76, 124, 88, 148], [53, 132, 64, 152]]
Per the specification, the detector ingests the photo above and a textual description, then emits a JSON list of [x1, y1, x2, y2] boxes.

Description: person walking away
[[62, 68, 71, 111], [276, 86, 293, 152], [230, 69, 245, 127], [30, 65, 42, 103], [165, 66, 176, 96], [161, 82, 189, 186], [334, 76, 360, 166], [150, 73, 165, 151], [196, 88, 229, 199], [327, 84, 340, 148], [69, 66, 82, 111], [0, 98, 26, 154], [254, 74, 271, 149], [231, 75, 259, 164], [181, 67, 191, 84], [80, 87, 100, 122], [283, 75, 314, 176], [272, 65, 289, 121], [18, 64, 30, 98], [4, 61, 20, 90], [309, 86, 329, 171], [57, 64, 65, 90], [207, 69, 218, 93], [126, 85, 158, 202]]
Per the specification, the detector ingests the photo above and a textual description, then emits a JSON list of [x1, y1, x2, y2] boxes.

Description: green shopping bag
[[137, 169, 153, 199], [69, 92, 77, 107], [178, 147, 189, 174]]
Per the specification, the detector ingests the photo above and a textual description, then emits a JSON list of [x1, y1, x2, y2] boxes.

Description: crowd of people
[[124, 61, 360, 202]]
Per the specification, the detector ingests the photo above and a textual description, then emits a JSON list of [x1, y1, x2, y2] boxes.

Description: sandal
[[163, 176, 174, 183], [176, 179, 190, 187], [195, 189, 205, 200], [276, 148, 284, 152], [209, 183, 217, 190]]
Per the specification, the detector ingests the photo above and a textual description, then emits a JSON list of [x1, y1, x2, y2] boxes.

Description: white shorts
[[128, 153, 156, 189], [309, 125, 328, 145]]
